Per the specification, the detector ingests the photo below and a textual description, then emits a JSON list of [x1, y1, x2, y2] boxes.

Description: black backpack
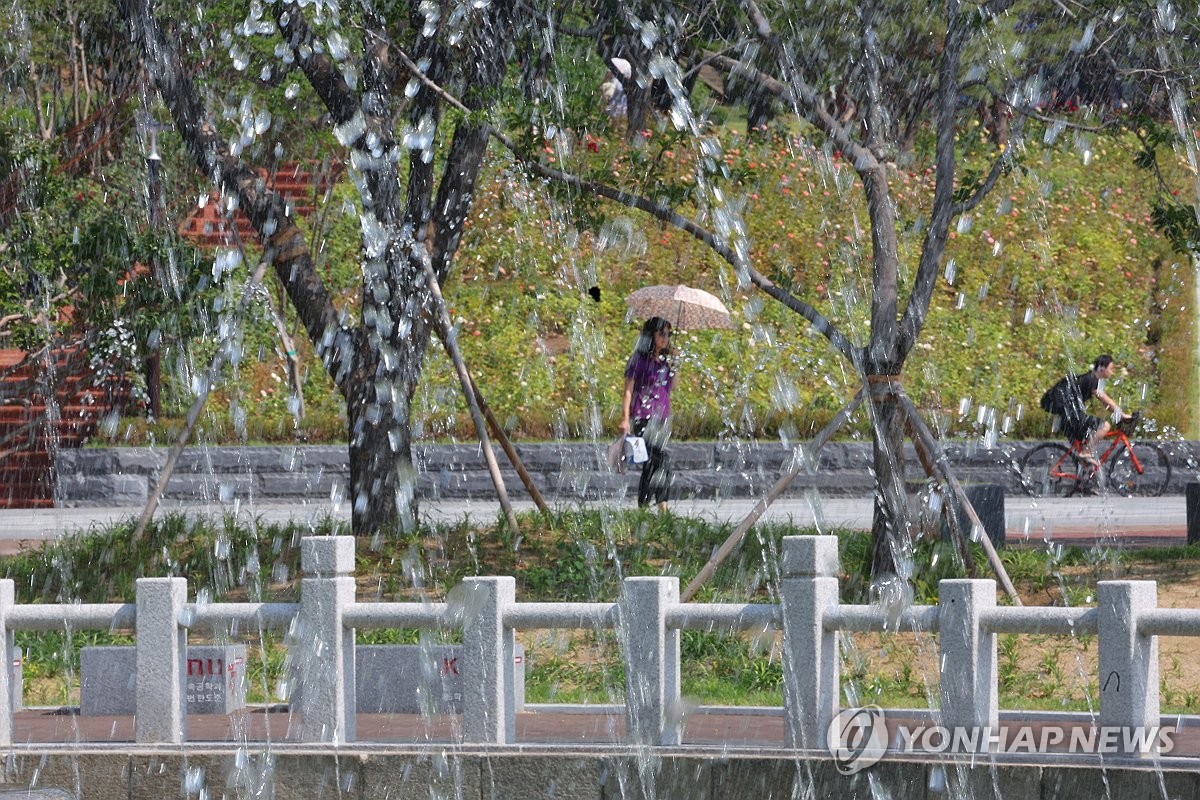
[[1039, 379, 1066, 414]]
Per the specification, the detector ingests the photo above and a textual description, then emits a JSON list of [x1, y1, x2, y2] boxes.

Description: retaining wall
[[54, 440, 1200, 507], [5, 749, 1197, 800]]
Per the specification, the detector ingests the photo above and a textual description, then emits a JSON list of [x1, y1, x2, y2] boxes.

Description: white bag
[[623, 435, 649, 464]]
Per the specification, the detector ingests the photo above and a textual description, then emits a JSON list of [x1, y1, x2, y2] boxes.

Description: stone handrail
[[0, 535, 1189, 755]]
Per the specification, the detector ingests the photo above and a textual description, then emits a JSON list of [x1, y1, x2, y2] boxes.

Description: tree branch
[[731, 0, 879, 172], [121, 0, 349, 393], [951, 150, 1011, 216], [273, 2, 390, 141], [859, 1, 887, 157], [373, 17, 857, 361], [503, 141, 856, 360], [897, 0, 969, 359]]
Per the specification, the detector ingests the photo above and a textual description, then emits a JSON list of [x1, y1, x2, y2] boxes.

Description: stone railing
[[0, 534, 1195, 756]]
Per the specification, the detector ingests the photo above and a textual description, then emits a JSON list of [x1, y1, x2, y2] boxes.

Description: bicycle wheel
[[1019, 443, 1081, 498], [1107, 441, 1171, 497]]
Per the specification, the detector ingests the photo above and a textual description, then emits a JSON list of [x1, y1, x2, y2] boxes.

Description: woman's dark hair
[[633, 316, 672, 356], [1093, 354, 1114, 370]]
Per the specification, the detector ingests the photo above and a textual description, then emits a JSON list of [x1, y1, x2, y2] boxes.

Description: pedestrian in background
[[619, 316, 674, 510]]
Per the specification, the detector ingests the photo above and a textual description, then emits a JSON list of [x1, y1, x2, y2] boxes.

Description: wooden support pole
[[680, 389, 866, 602], [132, 258, 273, 542], [421, 258, 521, 535], [468, 375, 550, 514], [428, 324, 549, 514], [902, 413, 977, 576], [898, 394, 1021, 606]]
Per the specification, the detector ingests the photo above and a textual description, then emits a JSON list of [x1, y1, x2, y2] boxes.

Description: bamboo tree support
[[421, 258, 521, 535], [468, 374, 550, 514], [897, 393, 1022, 606], [680, 389, 866, 602], [428, 323, 550, 514], [131, 257, 274, 543], [261, 287, 305, 420], [901, 408, 977, 577]]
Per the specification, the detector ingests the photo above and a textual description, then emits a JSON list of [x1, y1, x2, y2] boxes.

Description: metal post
[[296, 536, 356, 743], [938, 580, 998, 736], [0, 580, 13, 747], [621, 576, 681, 745], [461, 577, 517, 744], [1098, 580, 1159, 750], [780, 536, 840, 750], [135, 577, 187, 743]]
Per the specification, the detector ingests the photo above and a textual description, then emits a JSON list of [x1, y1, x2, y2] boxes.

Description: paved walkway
[[0, 494, 1191, 553], [11, 706, 1200, 764]]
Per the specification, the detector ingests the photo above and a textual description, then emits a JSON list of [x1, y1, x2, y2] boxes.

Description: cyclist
[[1039, 354, 1131, 470]]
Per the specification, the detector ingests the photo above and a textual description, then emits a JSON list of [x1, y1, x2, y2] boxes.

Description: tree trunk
[[867, 390, 909, 582], [346, 333, 415, 534]]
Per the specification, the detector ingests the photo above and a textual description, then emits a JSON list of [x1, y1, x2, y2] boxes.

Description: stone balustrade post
[[780, 535, 840, 750], [1098, 580, 1159, 751], [938, 579, 998, 737], [135, 577, 187, 743], [461, 577, 517, 744], [0, 579, 13, 747], [296, 536, 356, 743], [620, 576, 681, 745]]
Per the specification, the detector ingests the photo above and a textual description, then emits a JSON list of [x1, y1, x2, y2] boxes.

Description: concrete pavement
[[0, 493, 1190, 553]]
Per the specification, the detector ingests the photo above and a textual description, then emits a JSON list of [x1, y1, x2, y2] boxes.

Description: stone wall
[[7, 749, 1198, 800], [54, 439, 1199, 507]]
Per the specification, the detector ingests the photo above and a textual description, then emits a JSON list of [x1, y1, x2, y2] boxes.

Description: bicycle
[[1019, 412, 1171, 498]]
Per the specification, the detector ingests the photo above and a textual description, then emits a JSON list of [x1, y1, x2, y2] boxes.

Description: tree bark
[[345, 329, 416, 533], [867, 384, 908, 581]]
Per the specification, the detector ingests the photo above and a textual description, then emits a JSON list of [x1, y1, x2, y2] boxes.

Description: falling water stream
[[0, 1, 1198, 799]]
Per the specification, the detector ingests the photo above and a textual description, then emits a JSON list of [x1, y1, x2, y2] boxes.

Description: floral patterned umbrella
[[625, 284, 733, 330]]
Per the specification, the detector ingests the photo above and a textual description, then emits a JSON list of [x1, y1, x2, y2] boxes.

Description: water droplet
[[1157, 0, 1177, 32], [229, 44, 249, 71], [184, 766, 205, 794], [640, 21, 659, 48], [327, 31, 349, 61], [333, 111, 367, 146]]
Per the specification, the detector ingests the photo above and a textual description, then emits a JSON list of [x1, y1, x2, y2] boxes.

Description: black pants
[[1060, 409, 1102, 444], [632, 417, 671, 507]]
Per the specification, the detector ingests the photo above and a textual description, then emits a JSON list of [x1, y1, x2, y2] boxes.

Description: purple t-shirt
[[625, 352, 674, 421]]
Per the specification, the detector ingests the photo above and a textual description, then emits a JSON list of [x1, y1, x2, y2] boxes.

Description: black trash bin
[[1187, 483, 1200, 546], [942, 483, 1005, 549]]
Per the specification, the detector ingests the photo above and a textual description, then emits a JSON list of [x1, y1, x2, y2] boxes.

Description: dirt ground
[[850, 555, 1200, 712]]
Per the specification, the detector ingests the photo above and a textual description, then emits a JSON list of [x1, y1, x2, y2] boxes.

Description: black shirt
[[1058, 370, 1100, 418]]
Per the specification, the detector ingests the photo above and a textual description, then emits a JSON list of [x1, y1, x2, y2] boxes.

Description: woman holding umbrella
[[619, 317, 675, 511], [619, 284, 731, 510]]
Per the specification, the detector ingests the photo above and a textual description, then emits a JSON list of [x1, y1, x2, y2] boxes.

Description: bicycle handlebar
[[1115, 410, 1142, 435]]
